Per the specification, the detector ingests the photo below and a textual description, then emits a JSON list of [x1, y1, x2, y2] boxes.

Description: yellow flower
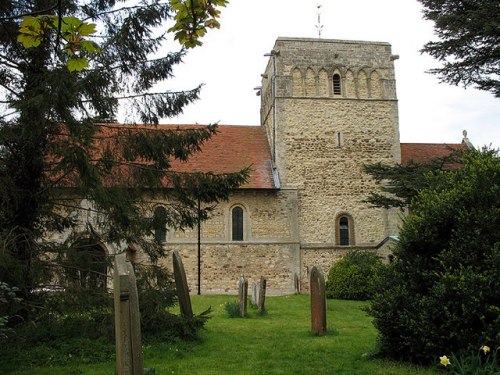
[[440, 355, 451, 366], [481, 345, 491, 354]]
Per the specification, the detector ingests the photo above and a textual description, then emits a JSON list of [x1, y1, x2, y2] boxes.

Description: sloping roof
[[400, 143, 465, 166], [166, 124, 275, 189], [91, 124, 275, 190]]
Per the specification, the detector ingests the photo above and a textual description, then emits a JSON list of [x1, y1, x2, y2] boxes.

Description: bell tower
[[260, 37, 401, 246]]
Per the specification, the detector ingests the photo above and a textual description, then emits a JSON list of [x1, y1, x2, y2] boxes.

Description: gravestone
[[238, 275, 248, 317], [251, 282, 259, 305], [310, 266, 327, 334], [294, 272, 300, 294], [114, 253, 144, 375], [173, 250, 193, 318], [258, 277, 267, 313]]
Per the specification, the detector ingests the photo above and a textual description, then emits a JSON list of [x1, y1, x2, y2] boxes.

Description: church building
[[51, 37, 468, 295], [147, 37, 467, 294]]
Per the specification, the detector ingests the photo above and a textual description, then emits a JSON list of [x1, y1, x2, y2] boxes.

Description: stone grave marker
[[258, 276, 267, 313], [238, 275, 248, 317], [173, 250, 193, 318], [114, 253, 144, 375], [251, 282, 259, 305], [310, 266, 327, 334], [294, 272, 300, 294]]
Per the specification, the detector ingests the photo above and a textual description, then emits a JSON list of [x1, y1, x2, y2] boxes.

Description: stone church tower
[[260, 38, 401, 253]]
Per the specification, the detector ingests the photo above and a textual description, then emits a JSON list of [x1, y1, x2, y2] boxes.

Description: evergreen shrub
[[369, 149, 500, 364], [326, 251, 384, 300]]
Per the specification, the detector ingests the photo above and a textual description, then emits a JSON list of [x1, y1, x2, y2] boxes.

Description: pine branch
[[0, 2, 59, 21]]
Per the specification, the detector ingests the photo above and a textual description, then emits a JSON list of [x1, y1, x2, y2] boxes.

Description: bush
[[369, 149, 500, 364], [224, 301, 241, 318], [326, 251, 384, 300]]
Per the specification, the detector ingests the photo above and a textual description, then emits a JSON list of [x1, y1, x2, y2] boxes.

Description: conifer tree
[[0, 0, 246, 317], [418, 0, 500, 97]]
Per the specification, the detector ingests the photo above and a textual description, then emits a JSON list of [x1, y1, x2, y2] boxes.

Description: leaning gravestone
[[238, 275, 248, 317], [173, 250, 193, 318], [251, 282, 259, 305], [258, 276, 267, 313], [310, 266, 327, 334], [114, 253, 144, 375]]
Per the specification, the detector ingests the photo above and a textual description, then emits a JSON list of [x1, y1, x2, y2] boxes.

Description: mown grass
[[6, 295, 439, 374]]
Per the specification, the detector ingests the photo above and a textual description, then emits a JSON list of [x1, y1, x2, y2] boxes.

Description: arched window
[[68, 241, 108, 290], [336, 215, 354, 246], [232, 206, 244, 241], [332, 73, 341, 95], [153, 206, 167, 244], [339, 217, 349, 245]]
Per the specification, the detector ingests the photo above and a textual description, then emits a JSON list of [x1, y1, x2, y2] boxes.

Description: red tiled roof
[[87, 124, 275, 189], [400, 143, 465, 166], [166, 125, 275, 189]]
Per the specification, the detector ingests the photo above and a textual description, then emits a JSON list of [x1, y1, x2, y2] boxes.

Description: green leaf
[[78, 22, 98, 37], [80, 41, 101, 54], [66, 57, 89, 72], [17, 34, 41, 48]]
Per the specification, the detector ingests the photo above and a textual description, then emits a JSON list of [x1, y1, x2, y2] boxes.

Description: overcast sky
[[157, 0, 499, 148]]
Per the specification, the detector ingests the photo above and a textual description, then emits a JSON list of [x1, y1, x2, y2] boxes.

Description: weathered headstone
[[251, 282, 259, 305], [258, 276, 267, 313], [238, 275, 248, 317], [173, 250, 193, 318], [310, 266, 327, 334], [114, 253, 144, 375], [294, 272, 300, 294]]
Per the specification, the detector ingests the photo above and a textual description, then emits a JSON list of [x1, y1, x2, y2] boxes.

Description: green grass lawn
[[6, 295, 439, 374]]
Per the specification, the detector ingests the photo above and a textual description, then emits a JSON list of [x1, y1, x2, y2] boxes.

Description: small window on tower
[[335, 131, 342, 148], [336, 214, 354, 246], [333, 73, 341, 95], [339, 217, 349, 245]]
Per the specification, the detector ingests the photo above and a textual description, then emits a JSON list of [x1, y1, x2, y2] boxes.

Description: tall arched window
[[339, 217, 349, 245], [332, 73, 342, 95], [232, 206, 244, 241], [336, 215, 354, 246], [153, 206, 167, 244]]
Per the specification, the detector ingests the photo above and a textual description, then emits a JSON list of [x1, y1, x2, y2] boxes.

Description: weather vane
[[316, 2, 323, 38]]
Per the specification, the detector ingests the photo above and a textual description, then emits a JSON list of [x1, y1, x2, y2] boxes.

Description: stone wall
[[160, 242, 300, 295]]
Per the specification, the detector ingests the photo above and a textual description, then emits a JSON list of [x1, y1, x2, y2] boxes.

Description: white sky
[[159, 0, 499, 148]]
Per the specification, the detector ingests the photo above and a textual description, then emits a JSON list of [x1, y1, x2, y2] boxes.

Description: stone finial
[[238, 275, 248, 317], [310, 266, 327, 334], [462, 129, 475, 150], [173, 250, 193, 318]]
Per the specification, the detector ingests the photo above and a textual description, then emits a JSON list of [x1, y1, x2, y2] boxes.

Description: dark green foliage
[[0, 0, 246, 351], [369, 149, 500, 364], [418, 0, 500, 97], [443, 348, 499, 375], [224, 301, 241, 318], [363, 150, 462, 209], [326, 251, 384, 301], [0, 282, 21, 340]]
